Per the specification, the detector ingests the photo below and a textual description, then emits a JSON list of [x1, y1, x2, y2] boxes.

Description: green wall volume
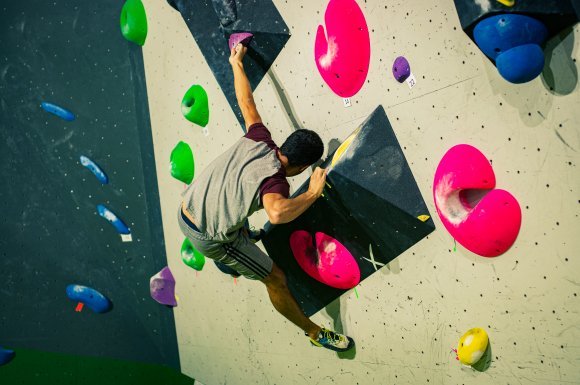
[[1, 348, 195, 385]]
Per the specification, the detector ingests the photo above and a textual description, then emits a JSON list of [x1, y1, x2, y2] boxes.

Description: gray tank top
[[181, 135, 281, 242]]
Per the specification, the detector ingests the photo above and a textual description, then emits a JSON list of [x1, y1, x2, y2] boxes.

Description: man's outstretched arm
[[229, 45, 262, 130]]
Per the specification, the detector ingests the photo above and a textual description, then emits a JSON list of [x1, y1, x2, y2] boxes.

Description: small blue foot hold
[[214, 260, 241, 277], [80, 155, 109, 184], [66, 284, 112, 313], [41, 102, 76, 121], [97, 204, 130, 235], [0, 347, 15, 366]]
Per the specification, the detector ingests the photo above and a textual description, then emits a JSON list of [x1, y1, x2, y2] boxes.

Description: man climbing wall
[[177, 42, 355, 352]]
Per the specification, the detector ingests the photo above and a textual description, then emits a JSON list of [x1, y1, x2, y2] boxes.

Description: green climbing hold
[[181, 85, 209, 127], [181, 238, 205, 271], [120, 0, 148, 46], [170, 141, 195, 184]]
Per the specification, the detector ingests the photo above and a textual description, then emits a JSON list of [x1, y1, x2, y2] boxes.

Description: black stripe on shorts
[[223, 244, 269, 279]]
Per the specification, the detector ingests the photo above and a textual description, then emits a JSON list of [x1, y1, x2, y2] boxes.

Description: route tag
[[406, 73, 417, 89], [121, 233, 133, 242]]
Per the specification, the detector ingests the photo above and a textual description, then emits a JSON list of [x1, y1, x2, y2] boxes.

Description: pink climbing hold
[[314, 0, 370, 98], [228, 32, 253, 50], [433, 144, 522, 257], [289, 230, 360, 289]]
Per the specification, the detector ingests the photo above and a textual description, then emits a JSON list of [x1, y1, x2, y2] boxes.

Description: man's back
[[181, 124, 284, 241]]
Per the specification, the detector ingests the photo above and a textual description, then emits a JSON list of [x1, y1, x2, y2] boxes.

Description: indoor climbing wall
[[141, 0, 580, 383], [1, 0, 578, 384]]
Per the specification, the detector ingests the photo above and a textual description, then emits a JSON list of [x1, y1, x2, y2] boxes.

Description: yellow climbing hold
[[417, 215, 430, 222], [496, 0, 515, 7], [457, 328, 489, 365], [331, 127, 361, 168]]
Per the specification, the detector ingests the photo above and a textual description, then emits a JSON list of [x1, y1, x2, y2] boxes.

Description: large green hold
[[170, 141, 194, 184], [181, 238, 205, 271], [120, 0, 148, 46], [181, 85, 209, 127]]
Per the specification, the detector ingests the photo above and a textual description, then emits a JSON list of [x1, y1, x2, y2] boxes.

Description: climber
[[177, 42, 354, 352]]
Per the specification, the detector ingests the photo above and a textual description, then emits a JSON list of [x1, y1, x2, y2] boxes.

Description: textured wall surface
[[0, 0, 179, 369], [141, 0, 580, 384]]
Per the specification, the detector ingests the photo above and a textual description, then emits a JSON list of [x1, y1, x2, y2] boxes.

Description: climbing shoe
[[308, 327, 355, 352]]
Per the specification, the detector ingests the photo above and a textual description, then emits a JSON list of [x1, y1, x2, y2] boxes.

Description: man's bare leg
[[261, 263, 321, 340]]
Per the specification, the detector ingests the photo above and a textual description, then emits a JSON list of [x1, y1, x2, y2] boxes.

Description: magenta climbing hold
[[433, 144, 522, 257], [150, 266, 177, 307], [228, 32, 253, 50], [392, 56, 411, 82], [314, 0, 370, 98], [289, 230, 360, 289]]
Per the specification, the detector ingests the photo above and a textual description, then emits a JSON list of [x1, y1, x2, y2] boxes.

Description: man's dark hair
[[279, 129, 324, 167]]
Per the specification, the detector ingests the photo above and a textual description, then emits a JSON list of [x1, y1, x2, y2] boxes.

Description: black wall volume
[[453, 0, 578, 39], [167, 0, 291, 132], [262, 106, 435, 317]]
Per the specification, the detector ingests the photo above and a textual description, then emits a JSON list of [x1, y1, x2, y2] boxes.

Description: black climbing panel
[[262, 106, 435, 317], [0, 0, 179, 369], [453, 0, 578, 38], [167, 0, 290, 132]]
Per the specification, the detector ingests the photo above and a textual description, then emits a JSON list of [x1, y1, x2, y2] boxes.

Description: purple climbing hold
[[392, 56, 411, 82], [228, 32, 253, 50], [150, 266, 177, 307]]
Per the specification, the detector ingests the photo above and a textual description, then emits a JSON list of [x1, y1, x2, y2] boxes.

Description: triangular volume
[[262, 105, 434, 317], [329, 105, 433, 222], [168, 0, 290, 131], [328, 171, 434, 256]]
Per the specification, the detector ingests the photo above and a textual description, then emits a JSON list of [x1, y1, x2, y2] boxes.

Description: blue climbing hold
[[66, 284, 112, 313], [0, 347, 15, 366], [473, 14, 547, 60], [80, 155, 109, 184], [41, 102, 76, 121], [496, 43, 545, 84], [473, 14, 547, 83], [96, 204, 130, 235]]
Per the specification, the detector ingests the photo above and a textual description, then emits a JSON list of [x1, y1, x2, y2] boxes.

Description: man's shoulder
[[244, 123, 278, 151], [245, 123, 270, 139]]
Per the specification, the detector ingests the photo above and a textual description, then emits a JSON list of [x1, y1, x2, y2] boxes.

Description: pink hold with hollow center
[[289, 230, 360, 289], [433, 144, 522, 257], [314, 0, 370, 98]]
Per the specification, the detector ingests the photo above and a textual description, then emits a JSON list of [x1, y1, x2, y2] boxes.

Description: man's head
[[279, 129, 324, 176]]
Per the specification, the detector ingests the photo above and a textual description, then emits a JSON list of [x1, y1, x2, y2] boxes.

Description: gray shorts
[[177, 207, 273, 280]]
